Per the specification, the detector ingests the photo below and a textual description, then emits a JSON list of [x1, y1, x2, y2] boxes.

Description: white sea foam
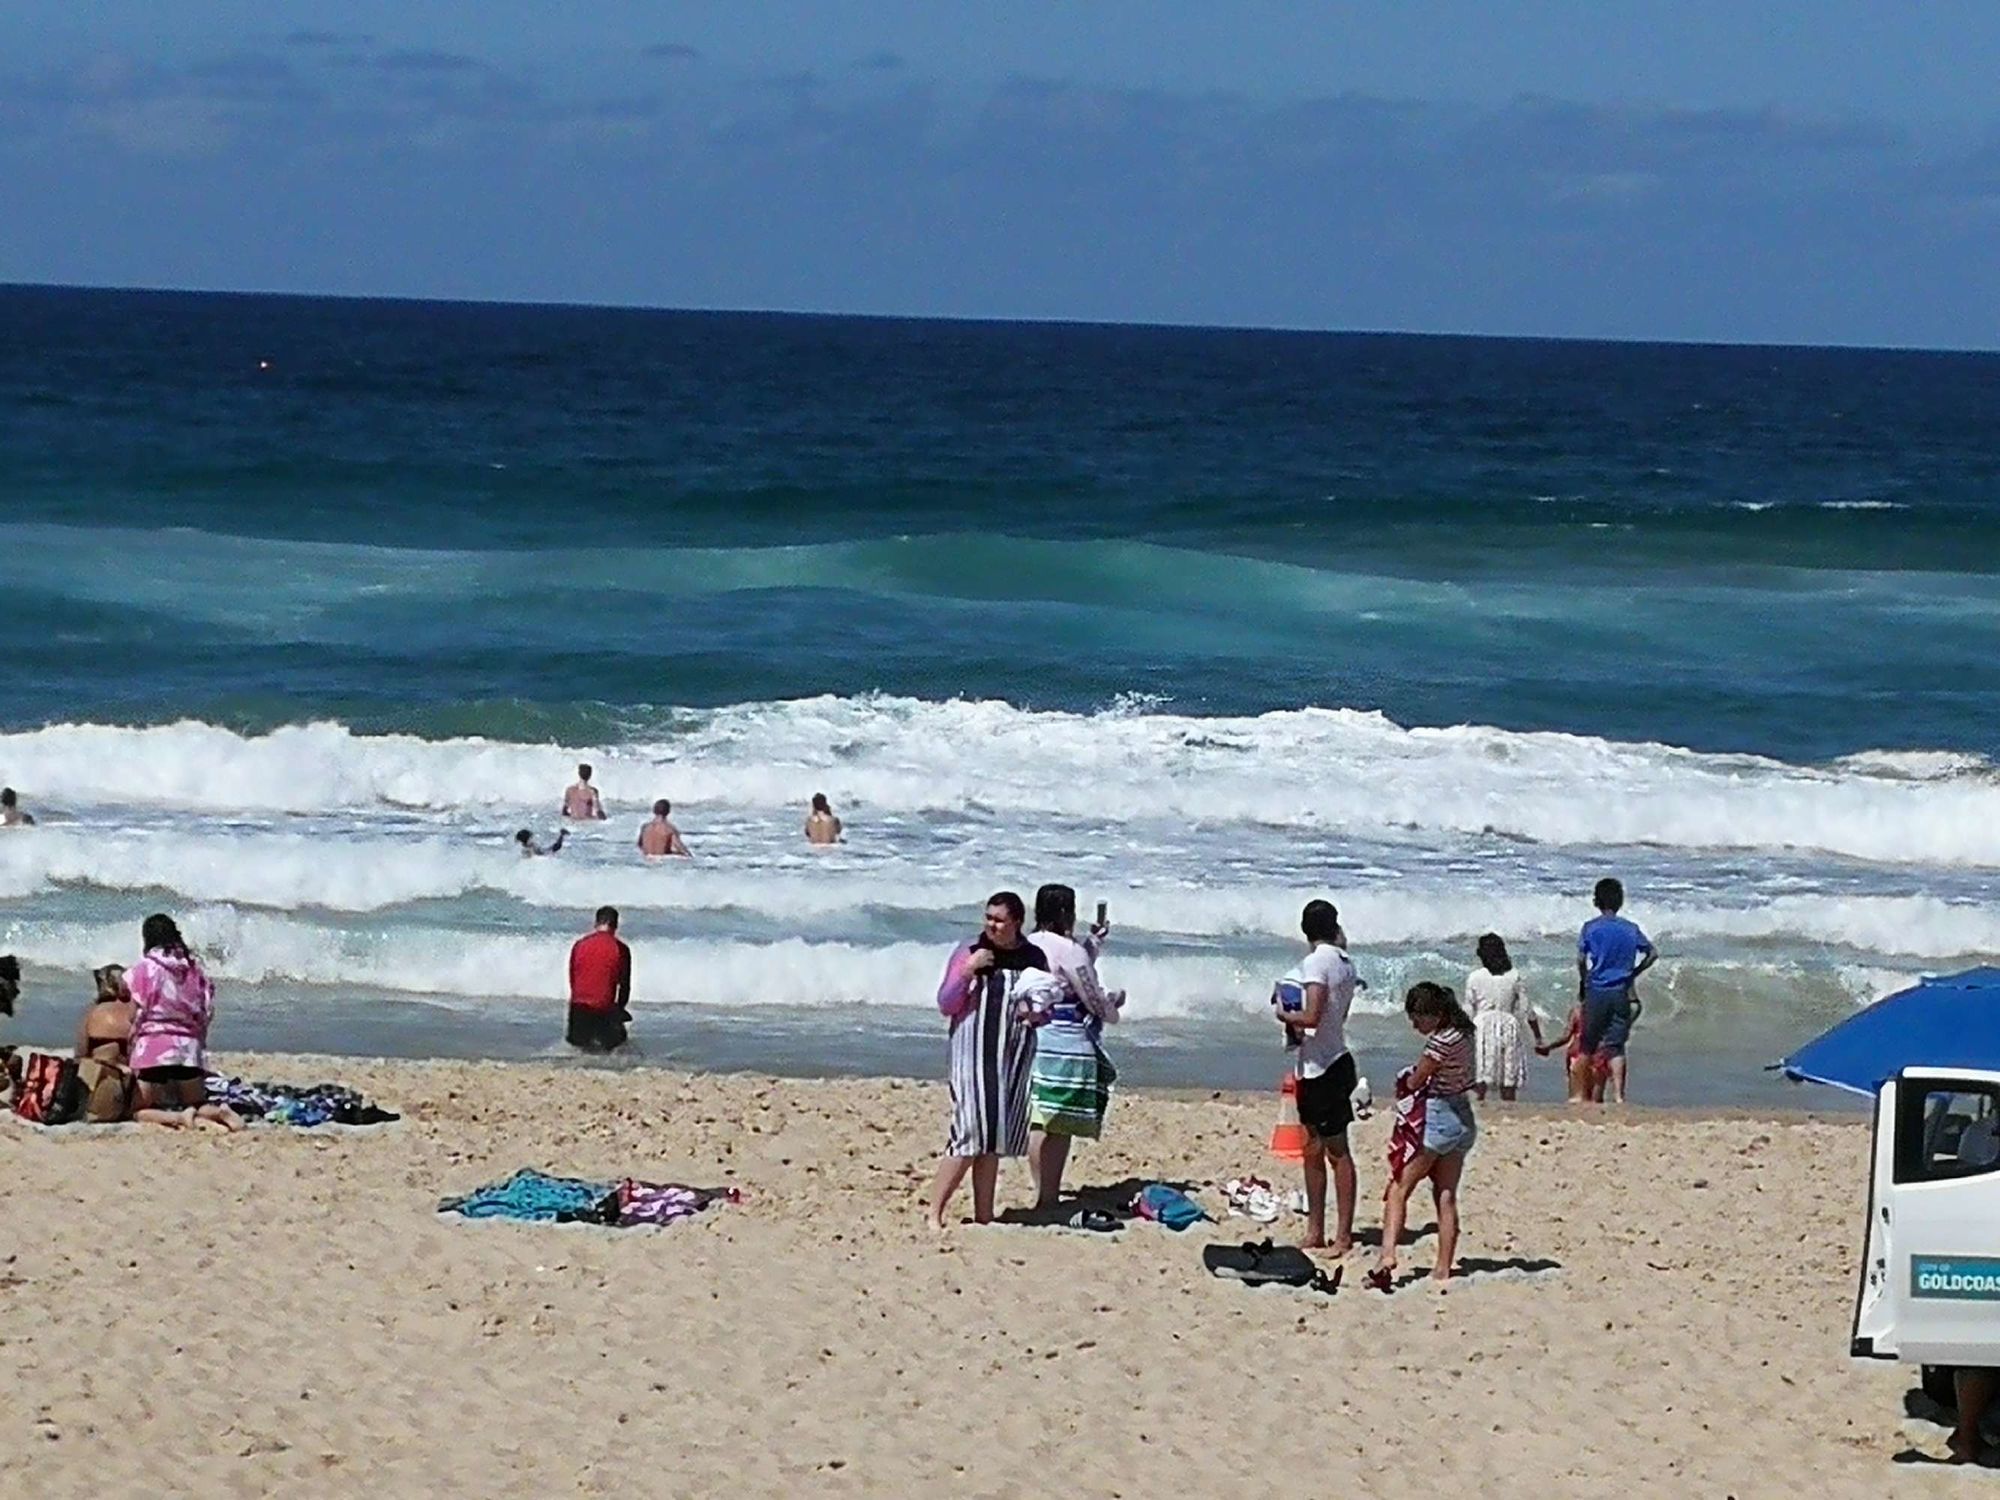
[[3, 828, 1999, 959], [0, 912, 1287, 1019], [0, 908, 1915, 1028], [6, 700, 2000, 867]]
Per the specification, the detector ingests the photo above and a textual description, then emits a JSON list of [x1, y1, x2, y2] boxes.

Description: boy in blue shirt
[[1576, 877, 1656, 1104]]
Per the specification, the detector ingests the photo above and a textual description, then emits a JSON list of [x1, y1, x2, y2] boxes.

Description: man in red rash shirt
[[567, 905, 632, 1053]]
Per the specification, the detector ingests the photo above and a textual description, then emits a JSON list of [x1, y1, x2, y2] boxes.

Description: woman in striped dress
[[1025, 883, 1124, 1210], [1367, 981, 1479, 1289], [926, 891, 1050, 1228]]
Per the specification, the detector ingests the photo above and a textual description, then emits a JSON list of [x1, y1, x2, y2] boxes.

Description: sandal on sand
[[1364, 1266, 1395, 1293], [1066, 1209, 1121, 1233]]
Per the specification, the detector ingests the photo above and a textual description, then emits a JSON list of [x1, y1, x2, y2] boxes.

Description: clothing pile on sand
[[203, 1075, 400, 1128], [437, 1168, 741, 1229]]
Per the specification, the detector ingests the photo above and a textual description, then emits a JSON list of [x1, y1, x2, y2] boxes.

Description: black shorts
[[566, 1005, 629, 1054], [1295, 1052, 1358, 1140]]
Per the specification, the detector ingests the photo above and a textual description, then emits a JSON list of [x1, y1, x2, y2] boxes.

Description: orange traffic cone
[[1268, 1071, 1306, 1162]]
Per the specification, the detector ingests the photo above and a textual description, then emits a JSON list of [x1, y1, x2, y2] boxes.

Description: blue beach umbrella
[[1776, 967, 2000, 1096]]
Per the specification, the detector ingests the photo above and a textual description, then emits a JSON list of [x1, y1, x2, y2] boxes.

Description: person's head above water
[[577, 764, 593, 783], [652, 799, 670, 817], [1476, 932, 1512, 975], [141, 912, 190, 959], [1300, 899, 1342, 946], [1034, 882, 1076, 935], [515, 829, 533, 845], [594, 905, 619, 932], [1593, 877, 1624, 913], [811, 792, 831, 814], [0, 788, 17, 809]]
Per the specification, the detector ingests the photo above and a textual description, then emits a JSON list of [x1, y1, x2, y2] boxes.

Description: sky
[[4, 2, 1998, 347]]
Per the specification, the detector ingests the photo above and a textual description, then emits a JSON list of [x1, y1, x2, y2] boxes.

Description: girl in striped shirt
[[1368, 981, 1479, 1290]]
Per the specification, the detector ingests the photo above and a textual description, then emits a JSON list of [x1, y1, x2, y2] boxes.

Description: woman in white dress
[[1467, 933, 1542, 1101]]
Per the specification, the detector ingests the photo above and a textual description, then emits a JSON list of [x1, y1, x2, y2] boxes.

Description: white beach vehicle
[[1778, 968, 2000, 1413], [1851, 1067, 2000, 1400]]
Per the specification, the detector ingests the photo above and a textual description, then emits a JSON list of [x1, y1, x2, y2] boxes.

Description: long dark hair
[[1406, 980, 1476, 1035], [141, 913, 191, 961], [1476, 933, 1512, 975], [1034, 883, 1076, 935]]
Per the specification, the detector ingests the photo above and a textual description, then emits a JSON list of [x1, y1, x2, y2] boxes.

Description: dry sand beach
[[0, 1055, 1961, 1496]]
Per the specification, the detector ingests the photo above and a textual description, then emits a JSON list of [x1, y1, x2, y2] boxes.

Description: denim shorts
[[1423, 1093, 1477, 1157], [1582, 985, 1634, 1056]]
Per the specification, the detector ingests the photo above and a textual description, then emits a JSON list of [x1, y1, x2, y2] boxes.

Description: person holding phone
[[1024, 885, 1124, 1210]]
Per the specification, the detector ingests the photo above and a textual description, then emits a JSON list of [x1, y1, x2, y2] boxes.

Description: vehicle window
[[1898, 1083, 2000, 1184]]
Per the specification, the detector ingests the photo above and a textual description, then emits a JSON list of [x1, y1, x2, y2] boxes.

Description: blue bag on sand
[[1133, 1183, 1210, 1231]]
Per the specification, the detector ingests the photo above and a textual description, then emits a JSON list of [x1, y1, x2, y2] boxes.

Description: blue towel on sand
[[438, 1168, 615, 1223]]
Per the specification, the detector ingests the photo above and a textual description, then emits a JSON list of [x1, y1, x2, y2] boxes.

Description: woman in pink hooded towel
[[128, 912, 242, 1131]]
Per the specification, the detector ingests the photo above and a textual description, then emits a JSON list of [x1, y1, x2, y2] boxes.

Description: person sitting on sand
[[928, 891, 1049, 1228], [804, 793, 843, 845], [1272, 899, 1360, 1254], [517, 827, 567, 857], [567, 906, 633, 1054], [637, 800, 690, 858], [126, 914, 242, 1131], [1368, 981, 1478, 1290], [1468, 933, 1542, 1103], [76, 964, 134, 1066], [1025, 883, 1122, 1210], [73, 964, 137, 1122], [562, 763, 606, 821], [0, 787, 34, 827]]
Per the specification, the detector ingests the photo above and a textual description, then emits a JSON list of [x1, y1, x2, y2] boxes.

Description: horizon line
[[3, 276, 1995, 360]]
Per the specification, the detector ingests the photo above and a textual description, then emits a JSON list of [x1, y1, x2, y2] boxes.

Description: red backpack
[[11, 1051, 84, 1125]]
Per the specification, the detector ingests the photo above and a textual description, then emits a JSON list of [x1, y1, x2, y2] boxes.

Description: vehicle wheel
[[1922, 1365, 1957, 1407]]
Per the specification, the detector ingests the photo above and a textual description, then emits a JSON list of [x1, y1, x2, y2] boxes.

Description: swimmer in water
[[0, 788, 35, 827], [636, 800, 690, 859], [562, 764, 606, 821], [804, 792, 843, 845], [516, 827, 568, 857]]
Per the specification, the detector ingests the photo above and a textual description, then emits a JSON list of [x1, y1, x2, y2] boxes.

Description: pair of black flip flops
[[1203, 1239, 1342, 1295]]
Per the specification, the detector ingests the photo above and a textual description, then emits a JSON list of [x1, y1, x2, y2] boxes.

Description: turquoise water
[[2, 285, 1996, 1104]]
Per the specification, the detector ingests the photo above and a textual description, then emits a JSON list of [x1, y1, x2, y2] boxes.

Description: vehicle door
[[1856, 1068, 2000, 1365]]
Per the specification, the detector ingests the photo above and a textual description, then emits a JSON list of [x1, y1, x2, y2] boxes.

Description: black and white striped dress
[[944, 939, 1047, 1157]]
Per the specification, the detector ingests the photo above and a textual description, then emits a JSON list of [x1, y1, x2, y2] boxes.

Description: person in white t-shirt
[[1271, 898, 1360, 1254]]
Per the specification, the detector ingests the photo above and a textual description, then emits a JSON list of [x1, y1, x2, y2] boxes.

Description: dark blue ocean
[[3, 284, 1997, 1103]]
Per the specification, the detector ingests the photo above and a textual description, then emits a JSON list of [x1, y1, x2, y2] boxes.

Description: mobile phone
[[1094, 900, 1108, 926]]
